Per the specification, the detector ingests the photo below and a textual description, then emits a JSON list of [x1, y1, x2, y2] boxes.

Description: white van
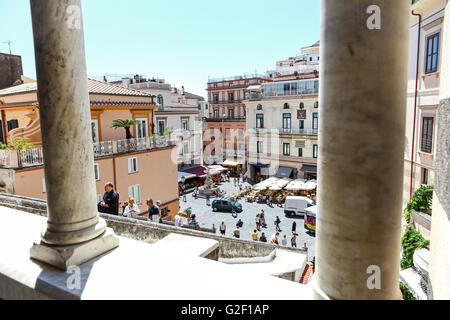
[[284, 196, 315, 217]]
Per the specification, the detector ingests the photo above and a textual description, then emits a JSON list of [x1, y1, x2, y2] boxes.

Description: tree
[[111, 119, 136, 140], [8, 137, 34, 151]]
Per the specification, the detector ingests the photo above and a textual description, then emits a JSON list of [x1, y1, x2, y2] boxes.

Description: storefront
[[276, 166, 295, 179], [248, 162, 270, 183], [222, 159, 242, 176], [300, 165, 317, 180]]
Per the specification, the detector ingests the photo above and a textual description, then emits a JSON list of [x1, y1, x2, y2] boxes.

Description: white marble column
[[314, 0, 410, 299], [29, 0, 118, 270]]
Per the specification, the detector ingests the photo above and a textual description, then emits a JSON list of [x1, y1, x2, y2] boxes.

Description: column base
[[30, 227, 119, 271]]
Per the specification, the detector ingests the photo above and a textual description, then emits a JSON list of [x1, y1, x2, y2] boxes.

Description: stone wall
[[0, 53, 23, 90], [0, 193, 308, 259]]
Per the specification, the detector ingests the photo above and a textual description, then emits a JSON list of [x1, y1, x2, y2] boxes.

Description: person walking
[[206, 194, 211, 206], [281, 235, 288, 246], [255, 214, 261, 231], [260, 210, 266, 228], [147, 198, 160, 222], [233, 226, 240, 239], [219, 221, 226, 236], [98, 182, 119, 215], [251, 230, 259, 241], [123, 197, 141, 219], [259, 232, 267, 242], [275, 216, 281, 232], [292, 221, 297, 233], [291, 233, 297, 248]]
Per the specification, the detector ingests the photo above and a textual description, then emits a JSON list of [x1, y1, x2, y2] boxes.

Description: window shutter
[[42, 178, 46, 193]]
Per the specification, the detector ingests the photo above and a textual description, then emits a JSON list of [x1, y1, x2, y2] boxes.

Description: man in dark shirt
[[98, 182, 119, 215], [147, 198, 160, 222]]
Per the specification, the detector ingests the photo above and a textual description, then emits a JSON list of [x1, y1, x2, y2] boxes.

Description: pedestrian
[[252, 230, 259, 241], [281, 235, 288, 246], [236, 219, 243, 228], [270, 232, 280, 245], [292, 221, 297, 233], [260, 232, 267, 242], [98, 182, 119, 215], [189, 214, 201, 231], [275, 216, 281, 232], [219, 221, 226, 236], [255, 214, 261, 231], [206, 194, 211, 206], [147, 198, 160, 222], [120, 201, 128, 215], [291, 233, 297, 248], [233, 226, 240, 239], [123, 197, 141, 219], [174, 211, 184, 227]]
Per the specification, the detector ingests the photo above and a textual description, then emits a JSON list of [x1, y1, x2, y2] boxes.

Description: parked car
[[212, 198, 243, 213], [284, 196, 315, 217]]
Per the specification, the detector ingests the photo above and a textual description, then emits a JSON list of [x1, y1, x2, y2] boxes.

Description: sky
[[0, 0, 320, 99]]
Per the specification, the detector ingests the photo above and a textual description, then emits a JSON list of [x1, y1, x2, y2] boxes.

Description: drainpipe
[[410, 10, 422, 200]]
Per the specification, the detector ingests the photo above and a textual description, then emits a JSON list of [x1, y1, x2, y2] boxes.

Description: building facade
[[245, 76, 319, 182], [0, 79, 180, 219], [403, 0, 446, 206]]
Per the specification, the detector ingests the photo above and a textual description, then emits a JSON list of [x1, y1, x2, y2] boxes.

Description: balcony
[[205, 117, 246, 122], [211, 100, 243, 105], [0, 136, 174, 169], [278, 128, 319, 136]]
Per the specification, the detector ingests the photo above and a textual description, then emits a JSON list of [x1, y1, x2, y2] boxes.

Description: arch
[[283, 103, 290, 109]]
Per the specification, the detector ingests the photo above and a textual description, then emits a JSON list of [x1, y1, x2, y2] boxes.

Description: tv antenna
[[2, 41, 12, 54]]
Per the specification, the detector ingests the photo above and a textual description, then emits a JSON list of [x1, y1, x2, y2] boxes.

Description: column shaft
[[315, 0, 410, 299], [30, 0, 106, 245]]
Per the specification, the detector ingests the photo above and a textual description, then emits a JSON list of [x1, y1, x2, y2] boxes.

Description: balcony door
[[91, 119, 99, 143], [136, 118, 148, 139]]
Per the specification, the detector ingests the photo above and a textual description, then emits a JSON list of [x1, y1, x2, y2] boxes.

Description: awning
[[276, 166, 294, 178], [182, 166, 208, 178], [222, 160, 239, 167], [208, 165, 228, 172], [178, 172, 196, 182], [300, 165, 317, 173], [249, 162, 270, 168]]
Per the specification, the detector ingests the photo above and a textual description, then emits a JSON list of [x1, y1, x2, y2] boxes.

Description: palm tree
[[111, 119, 136, 140]]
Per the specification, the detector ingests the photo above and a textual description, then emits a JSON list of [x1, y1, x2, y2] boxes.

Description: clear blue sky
[[0, 0, 320, 99]]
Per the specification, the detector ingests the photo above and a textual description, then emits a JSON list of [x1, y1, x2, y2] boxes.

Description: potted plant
[[111, 119, 136, 140]]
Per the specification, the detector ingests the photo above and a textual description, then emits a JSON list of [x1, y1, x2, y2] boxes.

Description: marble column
[[29, 0, 118, 270], [314, 0, 410, 299]]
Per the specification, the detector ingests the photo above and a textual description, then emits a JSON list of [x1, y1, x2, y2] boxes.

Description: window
[[228, 92, 234, 102], [7, 119, 18, 132], [313, 144, 318, 158], [283, 113, 291, 129], [421, 167, 429, 185], [128, 157, 138, 174], [198, 104, 201, 110], [314, 101, 319, 108], [299, 102, 305, 109], [425, 32, 440, 74], [136, 118, 148, 138], [94, 163, 100, 181], [299, 120, 304, 129], [205, 104, 208, 110], [313, 112, 319, 130], [128, 184, 141, 204], [183, 142, 189, 154], [298, 148, 303, 157], [283, 103, 290, 109], [158, 120, 165, 135], [182, 119, 189, 131], [213, 94, 219, 103], [283, 143, 290, 156], [256, 114, 264, 128], [214, 109, 219, 118], [157, 95, 164, 106], [257, 104, 263, 110], [257, 141, 263, 154], [228, 109, 234, 119], [421, 117, 433, 153]]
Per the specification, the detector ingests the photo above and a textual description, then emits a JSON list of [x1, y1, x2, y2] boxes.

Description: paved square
[[179, 180, 316, 260]]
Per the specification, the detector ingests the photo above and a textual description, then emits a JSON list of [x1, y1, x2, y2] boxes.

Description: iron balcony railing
[[278, 128, 319, 136], [211, 100, 243, 105], [17, 148, 44, 167], [117, 138, 147, 153], [93, 141, 114, 157]]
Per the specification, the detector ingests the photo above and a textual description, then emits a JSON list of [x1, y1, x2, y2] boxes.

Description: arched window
[[314, 101, 319, 108], [299, 102, 305, 109], [157, 95, 164, 106], [283, 103, 290, 109], [257, 104, 263, 110]]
